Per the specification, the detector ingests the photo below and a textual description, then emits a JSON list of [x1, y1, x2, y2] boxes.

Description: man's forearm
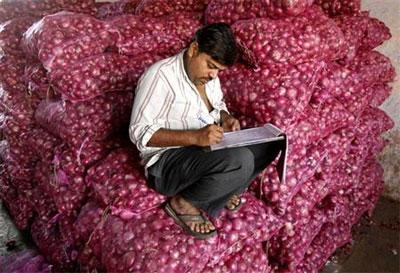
[[147, 128, 197, 147]]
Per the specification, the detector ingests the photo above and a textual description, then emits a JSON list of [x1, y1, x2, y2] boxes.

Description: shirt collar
[[178, 50, 192, 85]]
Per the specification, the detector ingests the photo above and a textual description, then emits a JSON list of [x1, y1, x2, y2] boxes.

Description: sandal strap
[[179, 214, 207, 223]]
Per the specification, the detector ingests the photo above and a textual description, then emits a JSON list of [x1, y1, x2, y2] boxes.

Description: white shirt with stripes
[[129, 50, 229, 174]]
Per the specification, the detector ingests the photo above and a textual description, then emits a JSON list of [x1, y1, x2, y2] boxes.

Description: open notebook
[[209, 123, 288, 184]]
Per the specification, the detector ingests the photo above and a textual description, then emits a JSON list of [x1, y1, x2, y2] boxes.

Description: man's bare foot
[[170, 195, 215, 234], [226, 194, 241, 211]]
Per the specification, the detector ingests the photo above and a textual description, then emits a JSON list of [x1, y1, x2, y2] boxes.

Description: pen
[[198, 116, 211, 126], [198, 117, 222, 127], [198, 112, 222, 127]]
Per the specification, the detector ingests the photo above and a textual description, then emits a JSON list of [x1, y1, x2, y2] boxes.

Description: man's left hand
[[221, 116, 241, 132]]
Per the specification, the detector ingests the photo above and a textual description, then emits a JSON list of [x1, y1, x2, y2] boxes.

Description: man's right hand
[[194, 124, 224, 147]]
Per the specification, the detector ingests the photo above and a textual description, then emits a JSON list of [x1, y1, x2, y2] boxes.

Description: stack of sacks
[[0, 1, 203, 271], [0, 0, 99, 22], [85, 148, 167, 219], [231, 6, 347, 68], [22, 11, 201, 101], [97, 0, 209, 19], [335, 11, 391, 61], [77, 192, 282, 273], [0, 2, 116, 233], [135, 0, 210, 17], [108, 12, 202, 58], [22, 12, 112, 73], [215, 2, 394, 273], [0, 15, 40, 230], [205, 0, 315, 24], [0, 0, 396, 272]]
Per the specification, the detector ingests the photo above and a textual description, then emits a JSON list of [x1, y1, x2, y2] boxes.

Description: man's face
[[185, 42, 227, 87]]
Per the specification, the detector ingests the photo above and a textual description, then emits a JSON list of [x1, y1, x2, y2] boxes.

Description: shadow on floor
[[321, 197, 400, 273]]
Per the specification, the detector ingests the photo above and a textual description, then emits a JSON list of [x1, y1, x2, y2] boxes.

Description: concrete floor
[[321, 197, 400, 273], [0, 202, 29, 256], [0, 197, 399, 272]]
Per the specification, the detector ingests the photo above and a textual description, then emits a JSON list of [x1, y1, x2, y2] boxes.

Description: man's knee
[[223, 147, 254, 178]]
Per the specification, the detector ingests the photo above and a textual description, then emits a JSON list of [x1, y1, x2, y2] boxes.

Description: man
[[129, 23, 281, 239]]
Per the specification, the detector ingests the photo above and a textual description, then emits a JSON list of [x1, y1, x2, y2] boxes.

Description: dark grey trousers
[[147, 142, 282, 217]]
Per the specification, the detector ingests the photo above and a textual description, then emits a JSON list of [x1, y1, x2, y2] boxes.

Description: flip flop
[[225, 195, 242, 212], [164, 202, 217, 240]]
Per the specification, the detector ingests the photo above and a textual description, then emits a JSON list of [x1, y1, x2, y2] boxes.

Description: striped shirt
[[129, 50, 229, 173]]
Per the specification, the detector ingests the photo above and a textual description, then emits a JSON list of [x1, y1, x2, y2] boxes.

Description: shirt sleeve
[[209, 77, 230, 124], [129, 71, 169, 152]]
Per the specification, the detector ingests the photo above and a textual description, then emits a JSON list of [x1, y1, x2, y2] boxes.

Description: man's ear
[[188, 41, 199, 58]]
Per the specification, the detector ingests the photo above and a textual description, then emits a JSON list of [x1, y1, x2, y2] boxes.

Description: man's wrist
[[187, 130, 199, 146]]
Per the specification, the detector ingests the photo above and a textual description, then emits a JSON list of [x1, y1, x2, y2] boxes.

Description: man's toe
[[210, 223, 216, 231], [206, 221, 215, 231], [189, 222, 196, 232]]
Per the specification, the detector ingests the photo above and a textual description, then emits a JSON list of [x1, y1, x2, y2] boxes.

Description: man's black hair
[[194, 23, 238, 66]]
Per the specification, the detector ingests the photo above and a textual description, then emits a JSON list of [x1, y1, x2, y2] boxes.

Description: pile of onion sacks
[[0, 0, 395, 272]]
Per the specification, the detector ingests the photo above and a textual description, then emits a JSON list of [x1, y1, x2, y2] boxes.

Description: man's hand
[[221, 115, 241, 132], [194, 124, 224, 146]]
